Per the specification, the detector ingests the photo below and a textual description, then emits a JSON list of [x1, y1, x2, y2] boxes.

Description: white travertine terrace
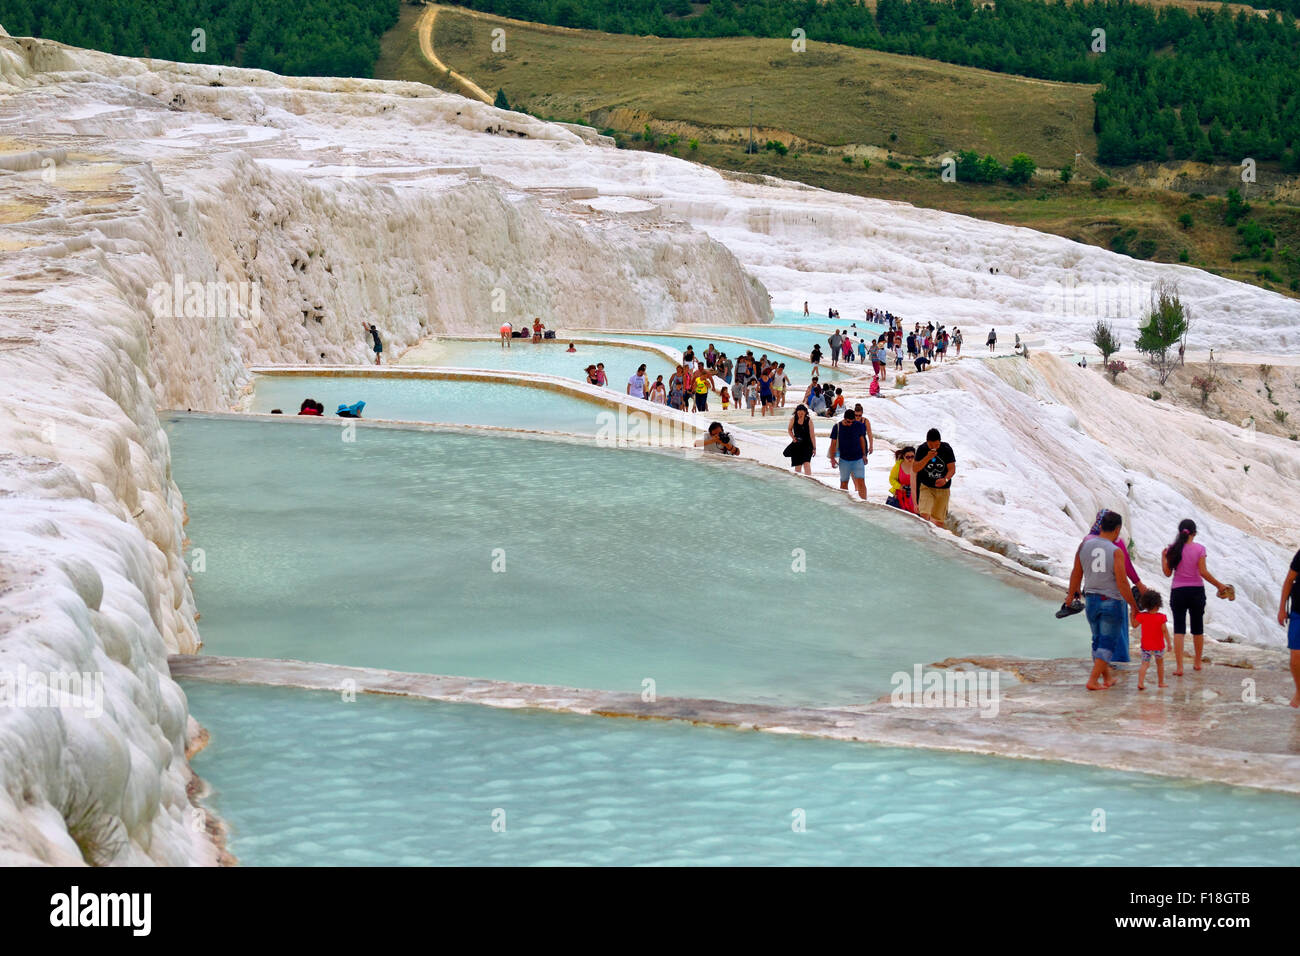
[[169, 652, 1300, 796], [0, 32, 765, 865], [2, 29, 1298, 864]]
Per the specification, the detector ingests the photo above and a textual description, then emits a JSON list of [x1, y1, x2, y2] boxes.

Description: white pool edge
[[172, 654, 1300, 797]]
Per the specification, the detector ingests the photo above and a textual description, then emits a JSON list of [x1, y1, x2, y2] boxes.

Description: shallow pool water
[[185, 681, 1300, 866], [399, 338, 678, 387], [589, 331, 847, 383], [170, 416, 1075, 707], [687, 324, 886, 357], [249, 374, 610, 433], [774, 307, 887, 332]]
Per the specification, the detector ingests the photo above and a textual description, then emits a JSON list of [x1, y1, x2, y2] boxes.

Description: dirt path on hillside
[[417, 4, 493, 105]]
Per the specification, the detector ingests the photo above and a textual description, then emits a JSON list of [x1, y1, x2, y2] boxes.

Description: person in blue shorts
[[827, 407, 871, 500], [1278, 547, 1300, 708], [1066, 510, 1139, 690]]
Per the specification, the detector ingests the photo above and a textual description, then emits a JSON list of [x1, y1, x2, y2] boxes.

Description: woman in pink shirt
[[1161, 518, 1230, 675]]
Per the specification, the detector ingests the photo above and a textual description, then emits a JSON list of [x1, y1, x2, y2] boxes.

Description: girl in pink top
[[1161, 518, 1230, 675]]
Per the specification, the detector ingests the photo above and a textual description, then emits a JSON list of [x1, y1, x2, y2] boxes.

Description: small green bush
[[1006, 153, 1037, 185]]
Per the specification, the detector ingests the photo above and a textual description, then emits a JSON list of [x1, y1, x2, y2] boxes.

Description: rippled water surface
[[186, 682, 1300, 867], [250, 374, 609, 433], [170, 416, 1072, 707]]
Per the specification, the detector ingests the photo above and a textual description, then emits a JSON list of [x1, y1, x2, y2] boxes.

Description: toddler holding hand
[[1135, 589, 1172, 690]]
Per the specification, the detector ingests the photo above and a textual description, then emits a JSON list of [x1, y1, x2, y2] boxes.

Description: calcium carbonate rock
[[0, 32, 771, 866], [2, 27, 1299, 866]]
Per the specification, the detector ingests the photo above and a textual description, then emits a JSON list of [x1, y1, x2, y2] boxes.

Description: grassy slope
[[373, 4, 448, 88], [426, 6, 1097, 167], [377, 4, 1300, 298]]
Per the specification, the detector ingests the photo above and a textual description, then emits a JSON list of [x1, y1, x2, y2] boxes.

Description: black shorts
[[1170, 585, 1206, 635]]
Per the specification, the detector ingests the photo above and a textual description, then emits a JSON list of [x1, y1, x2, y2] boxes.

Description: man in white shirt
[[627, 364, 649, 400]]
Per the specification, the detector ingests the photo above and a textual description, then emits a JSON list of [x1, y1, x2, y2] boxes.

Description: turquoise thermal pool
[[687, 324, 884, 356], [185, 682, 1300, 866], [168, 415, 1074, 708], [248, 374, 614, 433], [588, 331, 846, 382], [773, 307, 887, 332], [402, 338, 678, 385]]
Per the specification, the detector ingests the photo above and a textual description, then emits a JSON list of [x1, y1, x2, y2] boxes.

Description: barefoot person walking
[[693, 365, 712, 412], [1161, 519, 1231, 675], [913, 429, 956, 528], [1066, 511, 1140, 690], [1135, 589, 1173, 691], [786, 404, 816, 476], [887, 446, 918, 514], [1083, 508, 1143, 664], [1278, 546, 1300, 707], [627, 364, 649, 400], [828, 407, 871, 500], [362, 322, 383, 365]]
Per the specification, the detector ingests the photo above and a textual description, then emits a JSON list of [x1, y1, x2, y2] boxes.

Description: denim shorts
[[1085, 593, 1125, 662], [838, 457, 865, 482], [1290, 613, 1300, 651]]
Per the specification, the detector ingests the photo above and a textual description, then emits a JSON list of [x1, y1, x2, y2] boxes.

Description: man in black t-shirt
[[1279, 548, 1300, 707], [914, 427, 956, 528]]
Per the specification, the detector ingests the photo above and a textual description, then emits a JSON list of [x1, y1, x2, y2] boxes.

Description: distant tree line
[[0, 0, 399, 78], [447, 0, 1300, 170], [8, 0, 1300, 171]]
